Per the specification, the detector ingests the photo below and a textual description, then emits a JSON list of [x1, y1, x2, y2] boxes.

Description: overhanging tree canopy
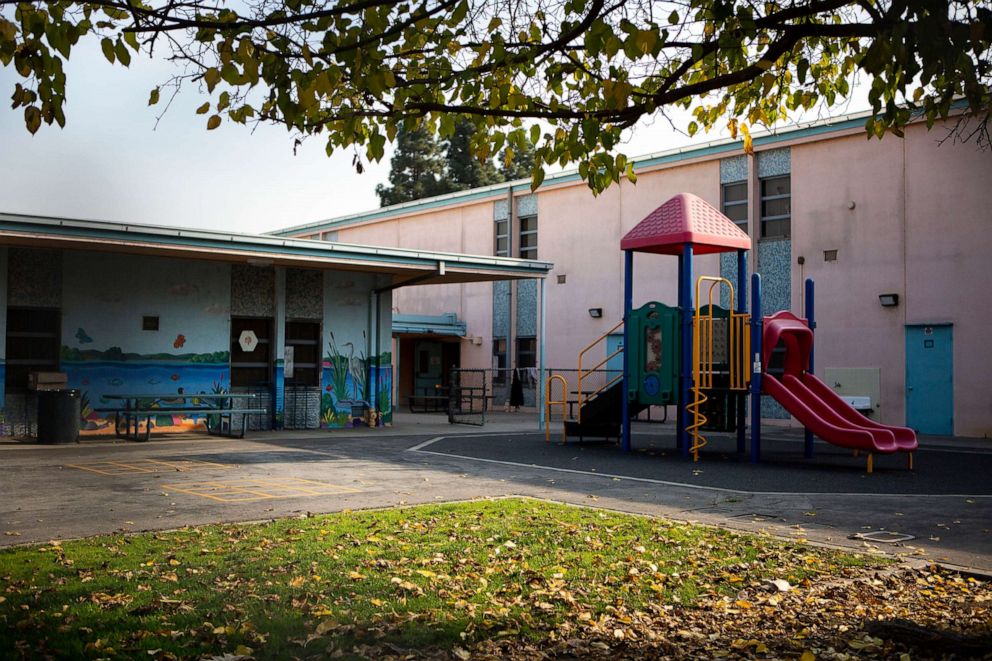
[[1, 0, 989, 193]]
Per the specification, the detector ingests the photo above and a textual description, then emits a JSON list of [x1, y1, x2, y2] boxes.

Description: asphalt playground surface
[[1, 416, 990, 572]]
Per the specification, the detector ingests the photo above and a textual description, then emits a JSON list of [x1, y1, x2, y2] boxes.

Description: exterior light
[[878, 293, 899, 307], [588, 308, 603, 318]]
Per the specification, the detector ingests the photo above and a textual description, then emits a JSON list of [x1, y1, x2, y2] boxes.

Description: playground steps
[[564, 381, 649, 441]]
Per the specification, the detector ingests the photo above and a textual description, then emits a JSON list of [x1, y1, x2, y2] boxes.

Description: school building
[[274, 110, 992, 439], [0, 215, 550, 435]]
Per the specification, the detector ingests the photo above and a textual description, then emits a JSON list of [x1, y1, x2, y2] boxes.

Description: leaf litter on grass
[[0, 498, 988, 659]]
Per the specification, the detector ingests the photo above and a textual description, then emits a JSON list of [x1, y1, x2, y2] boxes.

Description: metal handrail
[[577, 319, 624, 422], [545, 374, 568, 443]]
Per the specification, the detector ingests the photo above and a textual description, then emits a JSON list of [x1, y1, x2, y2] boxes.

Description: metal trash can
[[36, 389, 81, 444]]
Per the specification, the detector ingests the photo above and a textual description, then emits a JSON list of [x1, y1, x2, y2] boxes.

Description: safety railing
[[694, 277, 750, 391], [690, 276, 751, 461], [544, 374, 568, 443], [577, 319, 624, 422]]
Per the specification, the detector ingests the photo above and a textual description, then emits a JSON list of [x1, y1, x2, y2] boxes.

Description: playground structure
[[546, 193, 917, 472]]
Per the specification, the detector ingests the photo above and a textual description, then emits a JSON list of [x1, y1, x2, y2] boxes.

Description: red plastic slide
[[761, 312, 917, 454], [763, 373, 897, 453]]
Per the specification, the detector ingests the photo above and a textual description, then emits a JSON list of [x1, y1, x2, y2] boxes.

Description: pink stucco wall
[[299, 117, 992, 437], [792, 123, 992, 437]]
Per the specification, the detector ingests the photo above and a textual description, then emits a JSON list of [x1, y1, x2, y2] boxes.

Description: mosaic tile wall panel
[[231, 264, 275, 317], [492, 280, 510, 338], [758, 238, 792, 419], [719, 252, 739, 310], [286, 268, 323, 319], [8, 247, 62, 308], [516, 194, 537, 217], [494, 198, 509, 221], [757, 148, 791, 178], [720, 156, 748, 183], [515, 280, 537, 337]]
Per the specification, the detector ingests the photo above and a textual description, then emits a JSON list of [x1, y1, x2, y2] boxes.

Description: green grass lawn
[[0, 498, 986, 660]]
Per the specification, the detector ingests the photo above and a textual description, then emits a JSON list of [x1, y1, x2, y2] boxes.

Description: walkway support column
[[621, 250, 633, 453], [538, 276, 547, 432], [274, 267, 286, 430]]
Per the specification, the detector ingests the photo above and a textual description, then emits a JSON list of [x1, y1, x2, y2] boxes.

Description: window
[[492, 337, 507, 383], [230, 317, 272, 387], [519, 215, 537, 259], [5, 307, 60, 391], [285, 321, 320, 386], [495, 218, 509, 257], [722, 181, 748, 232], [516, 337, 536, 369], [760, 175, 791, 239]]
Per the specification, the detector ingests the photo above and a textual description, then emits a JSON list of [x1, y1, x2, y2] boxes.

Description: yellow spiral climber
[[687, 386, 708, 461]]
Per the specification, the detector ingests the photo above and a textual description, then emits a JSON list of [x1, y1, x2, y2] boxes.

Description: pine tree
[[445, 119, 503, 191], [499, 140, 537, 181], [375, 125, 452, 207]]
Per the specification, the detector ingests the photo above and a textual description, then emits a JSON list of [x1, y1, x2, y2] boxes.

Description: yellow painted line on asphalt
[[67, 458, 234, 476], [161, 477, 361, 502]]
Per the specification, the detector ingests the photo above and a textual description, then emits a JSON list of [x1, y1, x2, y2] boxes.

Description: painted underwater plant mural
[[321, 331, 392, 427]]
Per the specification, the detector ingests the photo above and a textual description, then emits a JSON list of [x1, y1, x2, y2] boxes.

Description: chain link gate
[[448, 368, 487, 426]]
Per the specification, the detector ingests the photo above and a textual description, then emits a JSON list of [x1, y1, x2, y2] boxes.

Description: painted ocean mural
[[61, 347, 230, 432]]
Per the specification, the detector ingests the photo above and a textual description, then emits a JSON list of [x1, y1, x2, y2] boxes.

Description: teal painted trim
[[0, 217, 552, 277], [270, 186, 513, 236], [393, 312, 466, 336], [274, 114, 879, 237]]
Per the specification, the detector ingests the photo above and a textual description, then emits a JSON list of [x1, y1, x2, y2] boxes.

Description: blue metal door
[[905, 325, 953, 435]]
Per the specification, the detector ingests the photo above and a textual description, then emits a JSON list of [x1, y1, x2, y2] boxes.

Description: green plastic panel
[[626, 301, 680, 406]]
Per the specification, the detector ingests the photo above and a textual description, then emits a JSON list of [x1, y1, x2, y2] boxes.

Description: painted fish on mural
[[106, 378, 123, 387], [170, 374, 180, 381], [173, 334, 186, 349], [147, 378, 161, 385], [75, 328, 93, 344]]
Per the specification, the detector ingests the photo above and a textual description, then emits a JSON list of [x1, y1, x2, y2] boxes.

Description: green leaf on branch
[[100, 37, 115, 64], [207, 114, 221, 130], [24, 105, 41, 134], [148, 88, 160, 106]]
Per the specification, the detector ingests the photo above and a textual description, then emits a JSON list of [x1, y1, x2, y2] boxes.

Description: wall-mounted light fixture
[[878, 293, 899, 308], [588, 308, 603, 318]]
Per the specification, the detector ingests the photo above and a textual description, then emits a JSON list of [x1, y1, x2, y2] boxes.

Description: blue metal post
[[679, 244, 694, 457], [736, 250, 747, 454], [750, 273, 762, 463], [804, 278, 816, 458], [621, 250, 634, 453]]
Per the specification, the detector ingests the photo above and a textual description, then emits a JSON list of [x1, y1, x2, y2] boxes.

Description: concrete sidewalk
[[1, 414, 989, 574]]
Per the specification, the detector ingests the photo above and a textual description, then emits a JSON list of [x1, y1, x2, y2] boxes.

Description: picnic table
[[96, 393, 267, 441]]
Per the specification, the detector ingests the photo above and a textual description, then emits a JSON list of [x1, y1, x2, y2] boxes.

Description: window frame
[[759, 174, 791, 239], [721, 181, 749, 233], [494, 218, 509, 257], [518, 214, 538, 260], [516, 336, 537, 369], [4, 307, 61, 392]]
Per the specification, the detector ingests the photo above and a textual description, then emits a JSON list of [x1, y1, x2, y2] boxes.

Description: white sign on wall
[[238, 330, 259, 353]]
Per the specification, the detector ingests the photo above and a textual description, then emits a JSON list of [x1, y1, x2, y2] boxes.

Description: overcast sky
[[0, 40, 868, 236]]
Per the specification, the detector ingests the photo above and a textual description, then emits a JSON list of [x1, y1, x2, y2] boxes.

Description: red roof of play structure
[[620, 193, 752, 255]]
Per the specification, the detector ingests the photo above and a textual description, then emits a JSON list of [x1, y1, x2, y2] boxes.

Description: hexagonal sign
[[238, 330, 259, 353]]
